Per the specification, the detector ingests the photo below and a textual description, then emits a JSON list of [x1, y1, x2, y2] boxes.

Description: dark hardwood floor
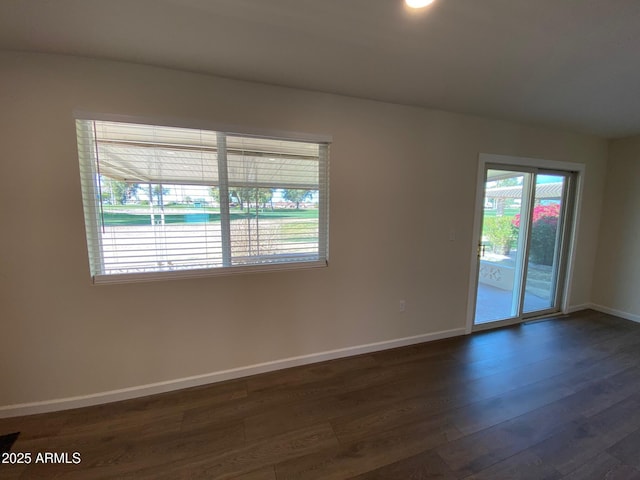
[[2, 309, 640, 479]]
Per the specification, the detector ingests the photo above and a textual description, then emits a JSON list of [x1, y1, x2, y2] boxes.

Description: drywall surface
[[592, 135, 640, 319], [0, 52, 607, 408]]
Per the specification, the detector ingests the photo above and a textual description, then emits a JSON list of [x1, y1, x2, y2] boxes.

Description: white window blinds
[[76, 118, 329, 283]]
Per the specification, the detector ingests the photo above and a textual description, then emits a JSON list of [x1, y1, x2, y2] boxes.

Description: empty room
[[2, 0, 640, 478]]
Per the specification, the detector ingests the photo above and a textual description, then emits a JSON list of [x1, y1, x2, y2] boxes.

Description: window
[[76, 117, 330, 284]]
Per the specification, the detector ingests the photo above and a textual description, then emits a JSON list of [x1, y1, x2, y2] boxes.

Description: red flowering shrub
[[513, 203, 561, 265], [512, 204, 560, 228]]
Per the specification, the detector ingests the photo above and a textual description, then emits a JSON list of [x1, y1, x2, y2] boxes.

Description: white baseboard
[[564, 303, 592, 314], [590, 303, 640, 323], [0, 327, 466, 419]]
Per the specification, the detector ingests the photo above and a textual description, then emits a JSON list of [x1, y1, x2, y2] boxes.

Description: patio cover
[[89, 121, 321, 189], [485, 182, 563, 199]]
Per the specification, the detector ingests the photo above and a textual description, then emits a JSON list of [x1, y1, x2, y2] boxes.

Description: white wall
[[592, 135, 640, 320], [0, 52, 608, 410]]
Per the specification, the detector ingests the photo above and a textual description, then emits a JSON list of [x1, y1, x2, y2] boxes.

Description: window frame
[[75, 112, 331, 284]]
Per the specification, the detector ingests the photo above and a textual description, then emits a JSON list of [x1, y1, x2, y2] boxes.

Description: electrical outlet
[[399, 300, 406, 313]]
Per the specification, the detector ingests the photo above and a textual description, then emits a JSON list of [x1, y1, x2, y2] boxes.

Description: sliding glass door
[[473, 165, 574, 328]]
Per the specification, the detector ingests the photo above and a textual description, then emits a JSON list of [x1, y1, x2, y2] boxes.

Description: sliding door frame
[[465, 154, 585, 334]]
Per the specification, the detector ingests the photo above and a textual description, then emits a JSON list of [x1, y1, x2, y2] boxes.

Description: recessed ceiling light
[[405, 0, 435, 8]]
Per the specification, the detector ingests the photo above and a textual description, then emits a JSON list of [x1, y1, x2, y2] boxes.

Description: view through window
[[76, 119, 329, 283]]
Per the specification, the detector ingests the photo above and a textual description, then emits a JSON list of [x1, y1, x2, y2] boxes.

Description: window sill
[[92, 260, 328, 285]]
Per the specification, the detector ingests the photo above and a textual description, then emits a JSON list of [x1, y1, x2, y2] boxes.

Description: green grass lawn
[[482, 208, 520, 217], [281, 222, 319, 243], [101, 207, 318, 226]]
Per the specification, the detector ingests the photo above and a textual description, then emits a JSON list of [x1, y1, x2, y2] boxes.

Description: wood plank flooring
[[2, 309, 640, 479]]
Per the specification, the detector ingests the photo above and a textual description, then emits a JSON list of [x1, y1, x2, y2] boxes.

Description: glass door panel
[[474, 169, 532, 325], [522, 174, 568, 314]]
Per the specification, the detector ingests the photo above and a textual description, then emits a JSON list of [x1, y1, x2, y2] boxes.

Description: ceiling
[[1, 0, 640, 138]]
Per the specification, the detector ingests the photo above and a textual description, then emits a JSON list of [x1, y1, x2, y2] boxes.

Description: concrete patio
[[475, 283, 551, 324], [475, 252, 554, 324]]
